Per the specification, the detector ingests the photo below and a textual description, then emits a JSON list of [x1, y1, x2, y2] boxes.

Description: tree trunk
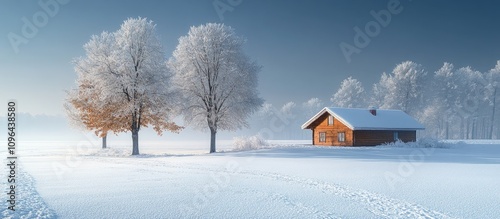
[[490, 88, 497, 139], [497, 123, 500, 139], [464, 119, 470, 139], [210, 127, 216, 153], [132, 128, 139, 155], [445, 120, 449, 139], [102, 135, 107, 149], [472, 118, 478, 139], [461, 117, 465, 139]]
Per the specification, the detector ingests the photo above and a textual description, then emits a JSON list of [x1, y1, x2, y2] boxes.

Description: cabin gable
[[311, 113, 353, 146]]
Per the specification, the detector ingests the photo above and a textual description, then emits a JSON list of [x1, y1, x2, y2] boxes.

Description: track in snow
[[238, 170, 455, 219], [93, 155, 456, 219], [1, 163, 57, 219]]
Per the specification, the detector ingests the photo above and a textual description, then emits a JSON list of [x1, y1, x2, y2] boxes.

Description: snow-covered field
[[2, 140, 500, 218]]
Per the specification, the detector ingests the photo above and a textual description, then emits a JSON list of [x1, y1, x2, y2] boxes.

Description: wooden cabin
[[301, 107, 425, 146]]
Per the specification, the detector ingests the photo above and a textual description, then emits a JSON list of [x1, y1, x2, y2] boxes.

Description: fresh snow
[[1, 169, 56, 219], [302, 107, 425, 130], [2, 140, 500, 218]]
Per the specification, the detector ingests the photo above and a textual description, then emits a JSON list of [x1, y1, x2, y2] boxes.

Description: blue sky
[[1, 0, 500, 117]]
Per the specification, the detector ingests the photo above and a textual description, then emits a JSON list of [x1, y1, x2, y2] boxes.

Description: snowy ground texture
[[2, 139, 500, 218]]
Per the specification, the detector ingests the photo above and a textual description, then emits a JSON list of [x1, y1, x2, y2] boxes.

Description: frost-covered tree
[[280, 102, 299, 139], [257, 102, 274, 117], [378, 61, 428, 116], [417, 100, 444, 137], [64, 39, 126, 148], [64, 85, 124, 149], [302, 97, 323, 117], [486, 61, 500, 138], [254, 102, 274, 130], [428, 62, 457, 138], [331, 77, 366, 108], [71, 17, 182, 155], [168, 23, 263, 153], [426, 62, 496, 139], [454, 66, 488, 139], [365, 60, 500, 139], [371, 72, 390, 108], [280, 101, 297, 115]]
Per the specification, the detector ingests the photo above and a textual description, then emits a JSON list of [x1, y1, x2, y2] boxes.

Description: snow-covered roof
[[301, 107, 425, 131]]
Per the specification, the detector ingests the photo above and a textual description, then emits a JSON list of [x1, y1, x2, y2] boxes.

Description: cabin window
[[328, 115, 334, 126], [319, 132, 326, 142], [338, 132, 345, 142], [393, 132, 399, 141]]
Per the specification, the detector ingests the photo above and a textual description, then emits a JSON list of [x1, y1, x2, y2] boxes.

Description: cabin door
[[393, 132, 399, 141]]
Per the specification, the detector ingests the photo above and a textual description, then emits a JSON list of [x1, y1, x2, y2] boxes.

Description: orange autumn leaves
[[68, 77, 182, 139]]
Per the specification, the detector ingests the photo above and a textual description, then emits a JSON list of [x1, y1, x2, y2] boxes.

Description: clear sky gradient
[[1, 0, 500, 116]]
